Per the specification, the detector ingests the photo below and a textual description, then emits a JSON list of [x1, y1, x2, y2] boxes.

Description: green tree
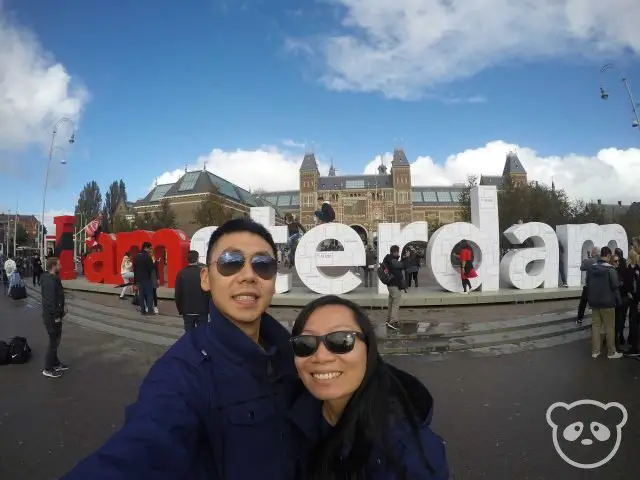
[[133, 212, 156, 231], [154, 199, 177, 229], [193, 192, 232, 227], [428, 219, 443, 237], [570, 200, 606, 224], [104, 180, 127, 231], [113, 213, 135, 233], [15, 223, 29, 246], [458, 175, 477, 222], [75, 181, 102, 226]]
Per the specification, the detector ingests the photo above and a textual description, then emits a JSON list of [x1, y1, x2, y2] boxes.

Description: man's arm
[[56, 277, 65, 317], [41, 277, 57, 316], [174, 273, 184, 315], [62, 357, 204, 479]]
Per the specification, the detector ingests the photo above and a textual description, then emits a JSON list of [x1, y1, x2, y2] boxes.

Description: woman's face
[[294, 304, 367, 404]]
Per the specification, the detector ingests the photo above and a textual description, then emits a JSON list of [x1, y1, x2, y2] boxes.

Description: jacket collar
[[205, 304, 295, 381]]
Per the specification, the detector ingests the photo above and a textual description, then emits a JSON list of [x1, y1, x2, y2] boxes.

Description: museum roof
[[134, 170, 285, 215], [411, 186, 464, 206], [503, 151, 527, 175], [479, 175, 503, 187]]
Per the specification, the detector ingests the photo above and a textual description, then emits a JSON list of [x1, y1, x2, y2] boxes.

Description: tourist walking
[[284, 213, 306, 267], [459, 240, 477, 293], [587, 246, 623, 359], [174, 250, 209, 331], [577, 246, 600, 325], [382, 245, 406, 330], [363, 244, 376, 287], [62, 218, 302, 479], [119, 252, 134, 299], [133, 242, 155, 316], [405, 246, 421, 287], [32, 255, 43, 286], [612, 252, 633, 349], [40, 257, 69, 378]]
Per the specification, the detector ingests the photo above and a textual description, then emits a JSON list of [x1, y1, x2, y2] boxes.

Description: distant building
[[259, 149, 530, 242], [132, 168, 283, 236], [0, 213, 41, 250], [132, 147, 631, 241]]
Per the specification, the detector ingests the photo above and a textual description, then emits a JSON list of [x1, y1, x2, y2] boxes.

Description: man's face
[[201, 231, 277, 326], [53, 261, 61, 275]]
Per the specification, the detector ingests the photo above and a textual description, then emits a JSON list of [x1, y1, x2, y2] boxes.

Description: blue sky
[[1, 0, 639, 230]]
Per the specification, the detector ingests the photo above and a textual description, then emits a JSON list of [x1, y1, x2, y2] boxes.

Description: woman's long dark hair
[[292, 295, 433, 480]]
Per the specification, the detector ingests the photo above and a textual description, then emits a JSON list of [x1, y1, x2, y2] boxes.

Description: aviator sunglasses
[[211, 251, 278, 279], [290, 331, 366, 357]]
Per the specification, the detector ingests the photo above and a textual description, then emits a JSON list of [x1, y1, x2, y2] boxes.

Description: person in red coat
[[459, 240, 477, 293]]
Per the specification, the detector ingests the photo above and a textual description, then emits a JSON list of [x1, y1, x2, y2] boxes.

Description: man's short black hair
[[141, 242, 152, 250], [390, 245, 400, 254], [601, 246, 612, 258], [206, 218, 277, 265], [187, 250, 199, 264]]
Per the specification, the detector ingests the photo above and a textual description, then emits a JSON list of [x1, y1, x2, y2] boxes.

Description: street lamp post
[[40, 118, 76, 259], [599, 63, 640, 130]]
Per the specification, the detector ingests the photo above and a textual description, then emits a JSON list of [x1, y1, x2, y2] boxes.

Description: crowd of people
[[576, 243, 640, 360]]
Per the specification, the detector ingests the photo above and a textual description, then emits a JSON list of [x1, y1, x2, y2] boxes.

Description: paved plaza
[[1, 293, 638, 479]]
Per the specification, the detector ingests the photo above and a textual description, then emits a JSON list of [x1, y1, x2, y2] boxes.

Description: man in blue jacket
[[63, 218, 300, 479]]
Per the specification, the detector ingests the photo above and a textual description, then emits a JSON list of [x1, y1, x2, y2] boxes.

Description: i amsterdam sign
[[54, 186, 628, 295]]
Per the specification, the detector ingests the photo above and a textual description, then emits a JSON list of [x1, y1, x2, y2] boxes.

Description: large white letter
[[556, 224, 602, 287], [376, 222, 429, 294], [295, 223, 365, 294], [601, 224, 628, 258], [556, 223, 629, 287], [250, 207, 292, 293], [427, 186, 499, 292], [190, 226, 218, 263], [500, 222, 558, 289]]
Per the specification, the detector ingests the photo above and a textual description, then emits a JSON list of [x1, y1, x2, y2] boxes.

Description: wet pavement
[[0, 293, 638, 479]]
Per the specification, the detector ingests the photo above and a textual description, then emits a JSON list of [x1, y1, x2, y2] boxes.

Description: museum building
[[131, 149, 528, 238]]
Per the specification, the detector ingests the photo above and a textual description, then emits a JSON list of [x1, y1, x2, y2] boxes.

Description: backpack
[[326, 203, 336, 222], [10, 284, 27, 300], [8, 337, 32, 364], [377, 262, 394, 285], [0, 341, 9, 366]]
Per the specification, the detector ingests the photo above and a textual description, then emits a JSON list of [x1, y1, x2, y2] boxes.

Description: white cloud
[[0, 5, 88, 151], [152, 140, 640, 205], [281, 139, 306, 148], [294, 0, 640, 99], [364, 140, 640, 204], [152, 146, 330, 193]]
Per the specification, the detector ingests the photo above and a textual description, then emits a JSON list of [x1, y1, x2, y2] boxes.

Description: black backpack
[[377, 262, 394, 285], [8, 337, 32, 364], [326, 203, 336, 222], [0, 341, 9, 366], [10, 284, 27, 300]]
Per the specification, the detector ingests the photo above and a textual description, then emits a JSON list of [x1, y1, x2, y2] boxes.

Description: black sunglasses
[[290, 330, 366, 357], [210, 251, 277, 280]]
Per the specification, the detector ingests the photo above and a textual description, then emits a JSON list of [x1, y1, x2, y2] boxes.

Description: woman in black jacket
[[613, 254, 633, 349]]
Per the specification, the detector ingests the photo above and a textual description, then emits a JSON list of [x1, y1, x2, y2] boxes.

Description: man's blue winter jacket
[[62, 306, 300, 480]]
